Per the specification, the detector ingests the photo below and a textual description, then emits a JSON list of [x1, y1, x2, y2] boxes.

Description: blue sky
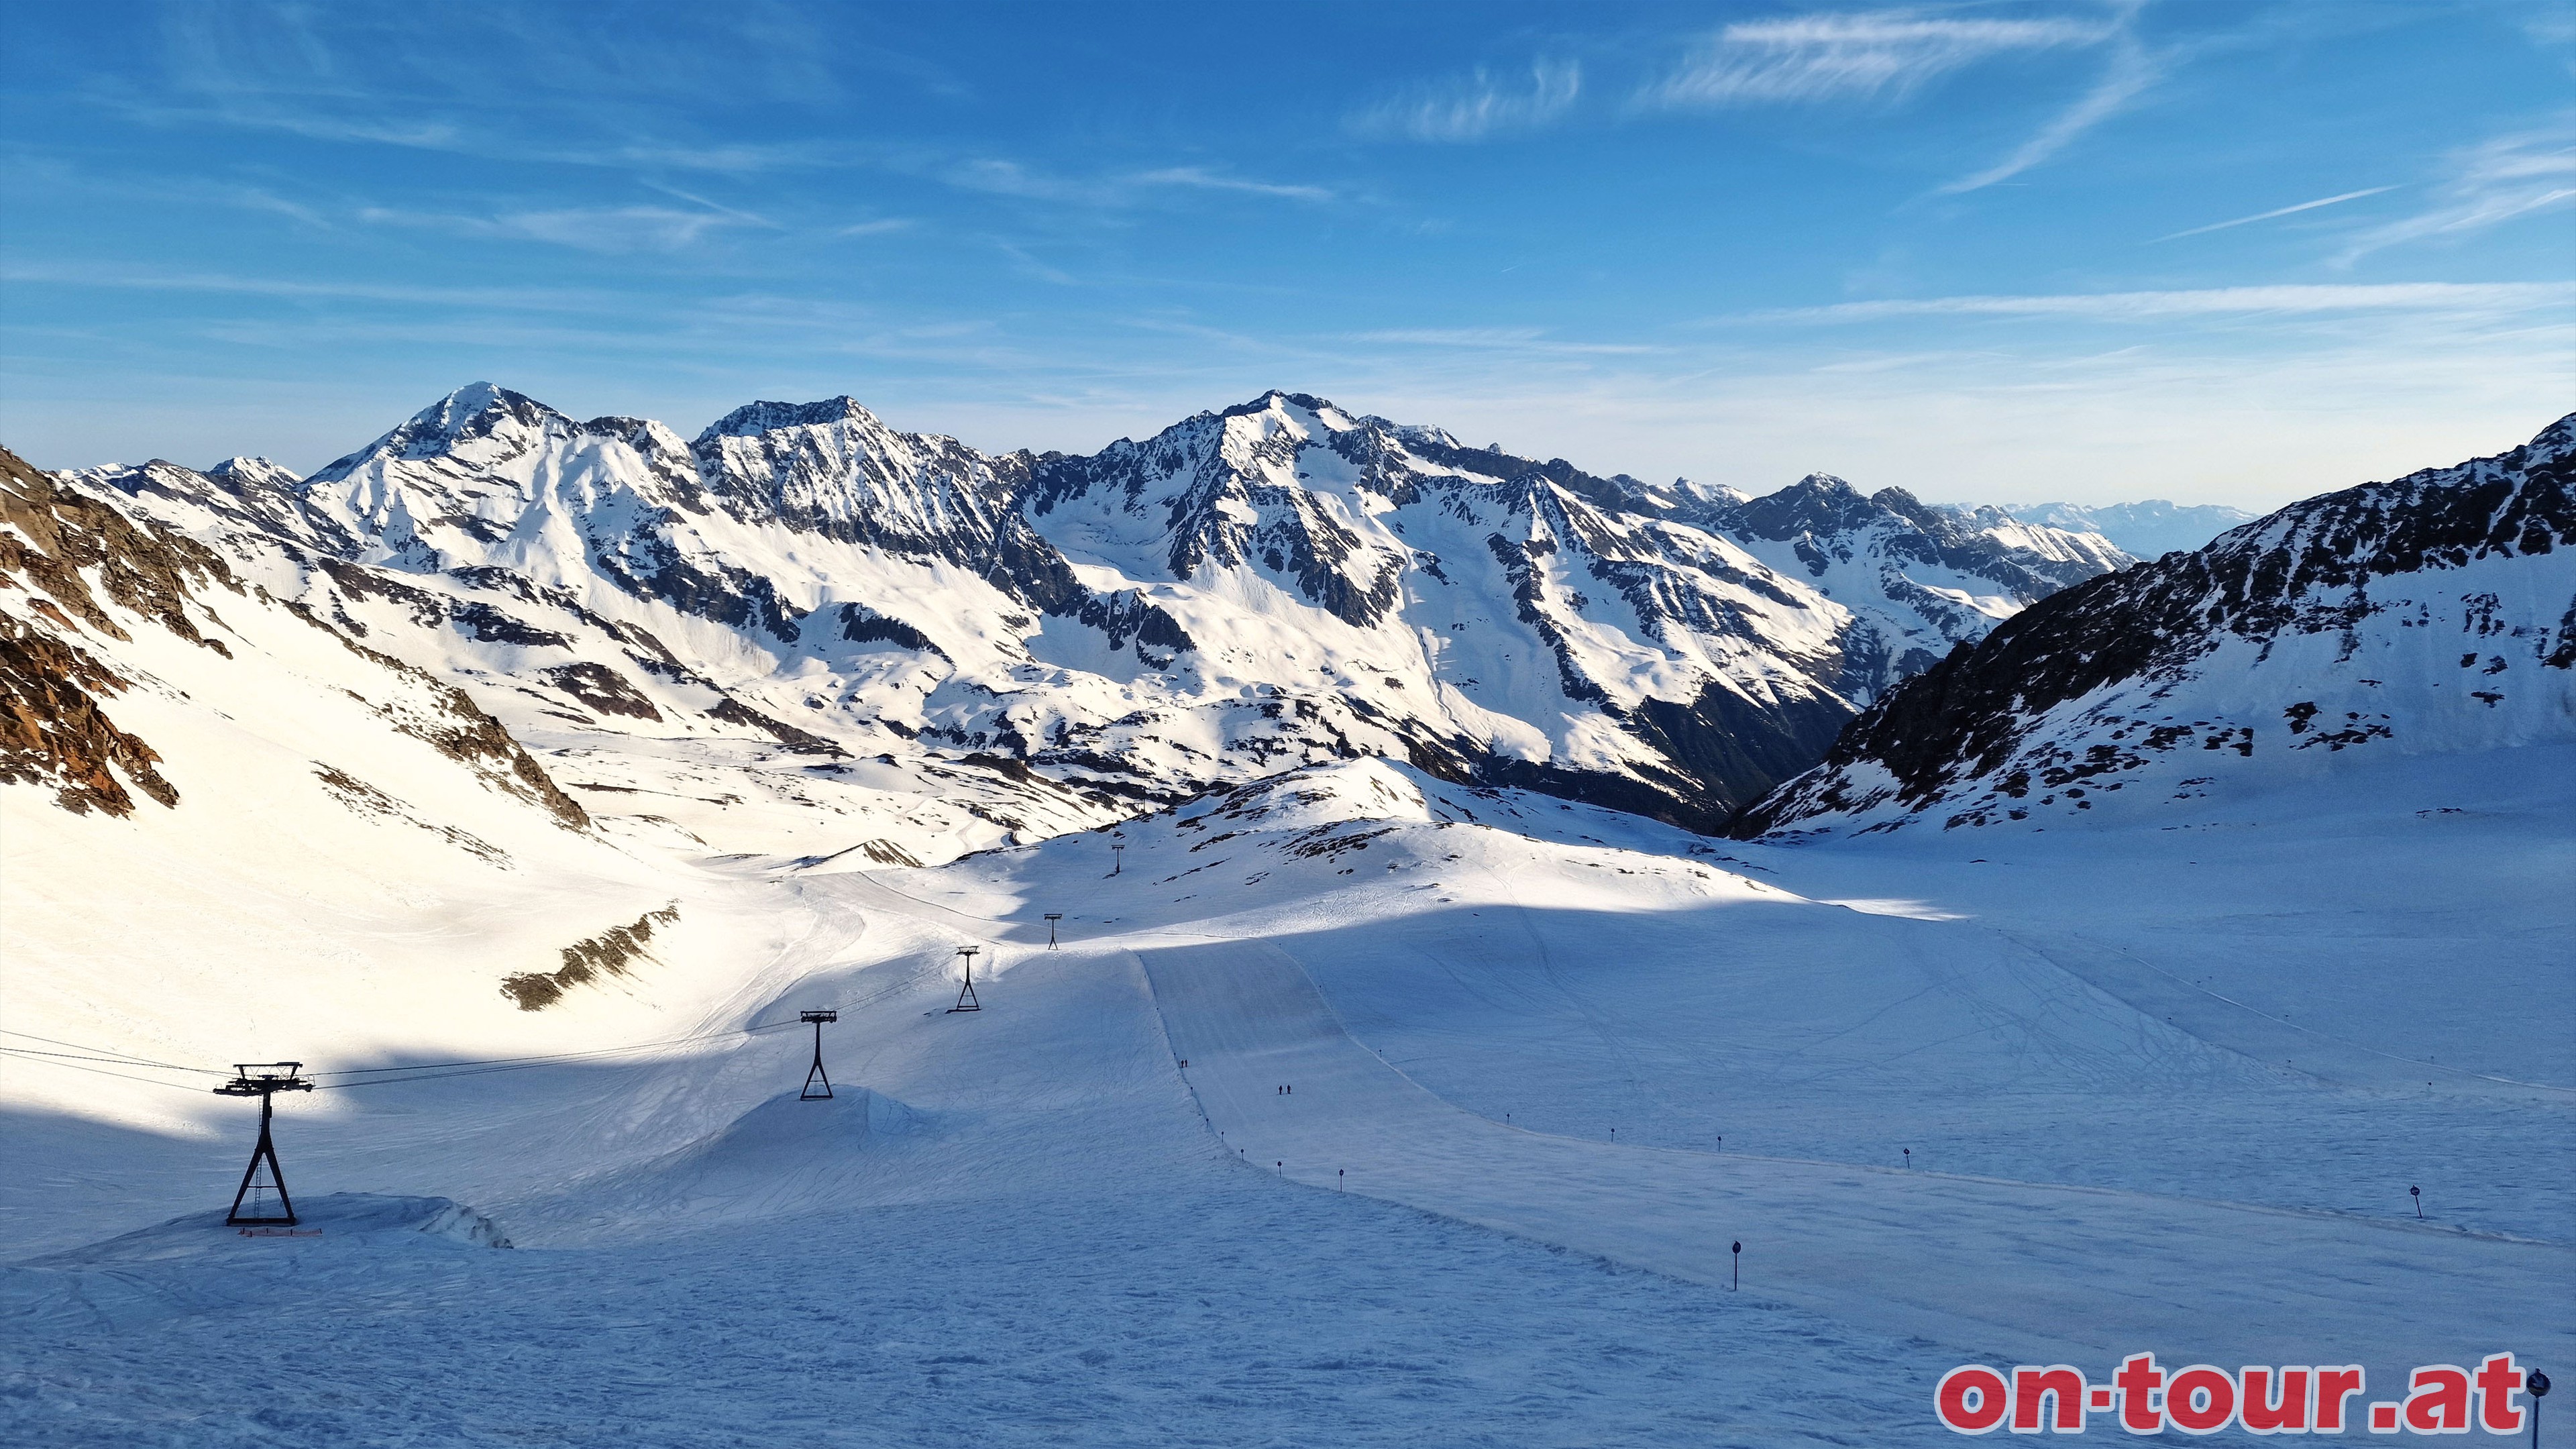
[[3, 1, 2570, 505]]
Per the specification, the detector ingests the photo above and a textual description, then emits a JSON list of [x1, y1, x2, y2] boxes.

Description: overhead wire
[[7, 873, 1021, 1097], [0, 1048, 228, 1093], [0, 1028, 223, 1075], [319, 950, 947, 1087], [0, 1046, 227, 1071], [307, 956, 945, 1088]]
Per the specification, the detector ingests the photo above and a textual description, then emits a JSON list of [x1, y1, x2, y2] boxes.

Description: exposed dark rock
[[1073, 590, 1195, 657], [839, 604, 946, 656], [0, 447, 237, 653], [0, 609, 176, 815], [541, 662, 662, 721], [501, 903, 680, 1010], [706, 696, 846, 755]]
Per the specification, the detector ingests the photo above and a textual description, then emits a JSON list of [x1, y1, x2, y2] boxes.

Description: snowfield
[[5, 754, 2569, 1446]]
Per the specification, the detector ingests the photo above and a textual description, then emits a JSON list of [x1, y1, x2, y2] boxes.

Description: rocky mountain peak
[[304, 382, 572, 490], [1866, 485, 1945, 533], [205, 456, 303, 490], [696, 396, 889, 441], [1729, 472, 1883, 540], [404, 381, 564, 451], [1218, 389, 1346, 424], [689, 394, 1026, 559]]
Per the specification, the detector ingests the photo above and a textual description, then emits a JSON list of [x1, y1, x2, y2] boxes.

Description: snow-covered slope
[[61, 421, 1132, 865], [7, 750, 2565, 1444], [1735, 415, 2576, 837], [53, 385, 2125, 851], [0, 443, 792, 1136]]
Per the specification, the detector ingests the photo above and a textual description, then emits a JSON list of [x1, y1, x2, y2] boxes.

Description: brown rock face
[[3, 441, 595, 832], [0, 445, 238, 649], [0, 610, 176, 815], [0, 444, 223, 814], [500, 903, 680, 1010]]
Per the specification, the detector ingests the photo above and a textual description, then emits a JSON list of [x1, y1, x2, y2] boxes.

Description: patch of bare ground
[[500, 903, 680, 1010], [312, 765, 508, 863]]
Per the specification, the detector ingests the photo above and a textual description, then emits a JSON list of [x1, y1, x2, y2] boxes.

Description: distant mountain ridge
[[17, 384, 2127, 856], [1990, 499, 2257, 559], [1735, 415, 2576, 838]]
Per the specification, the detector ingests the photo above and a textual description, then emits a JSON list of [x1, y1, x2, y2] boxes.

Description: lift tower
[[215, 1063, 315, 1226], [949, 947, 983, 1013], [798, 1010, 839, 1099]]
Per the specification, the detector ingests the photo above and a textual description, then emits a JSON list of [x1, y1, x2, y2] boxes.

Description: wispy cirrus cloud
[[1936, 32, 2157, 193], [2334, 121, 2576, 263], [1742, 281, 2576, 323], [1633, 7, 2159, 193], [1132, 166, 1334, 202], [945, 158, 1334, 207], [0, 262, 619, 311], [1636, 12, 2105, 109], [359, 203, 767, 253], [2151, 186, 2399, 243], [1346, 327, 1660, 356], [1346, 60, 1582, 142], [98, 85, 879, 177], [2522, 9, 2576, 46]]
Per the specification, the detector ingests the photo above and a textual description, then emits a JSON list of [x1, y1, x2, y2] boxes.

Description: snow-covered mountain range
[[1735, 414, 2576, 837], [12, 384, 2129, 857]]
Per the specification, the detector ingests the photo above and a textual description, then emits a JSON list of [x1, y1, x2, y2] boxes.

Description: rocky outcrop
[[501, 903, 680, 1010], [0, 610, 176, 816], [6, 441, 594, 832], [0, 446, 228, 814]]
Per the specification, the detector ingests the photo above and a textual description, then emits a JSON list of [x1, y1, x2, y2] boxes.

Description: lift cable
[[0, 1028, 225, 1075], [0, 1046, 229, 1071], [306, 963, 938, 1086], [4, 936, 961, 1096], [0, 1048, 226, 1093]]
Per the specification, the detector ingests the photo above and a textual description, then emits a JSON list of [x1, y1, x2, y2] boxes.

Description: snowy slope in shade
[[5, 753, 2565, 1445], [1737, 414, 2576, 837]]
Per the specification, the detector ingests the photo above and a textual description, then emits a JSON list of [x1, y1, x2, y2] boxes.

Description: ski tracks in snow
[[1136, 938, 2573, 1375]]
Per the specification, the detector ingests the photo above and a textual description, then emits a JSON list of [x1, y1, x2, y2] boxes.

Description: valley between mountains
[[3, 394, 2569, 1446]]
